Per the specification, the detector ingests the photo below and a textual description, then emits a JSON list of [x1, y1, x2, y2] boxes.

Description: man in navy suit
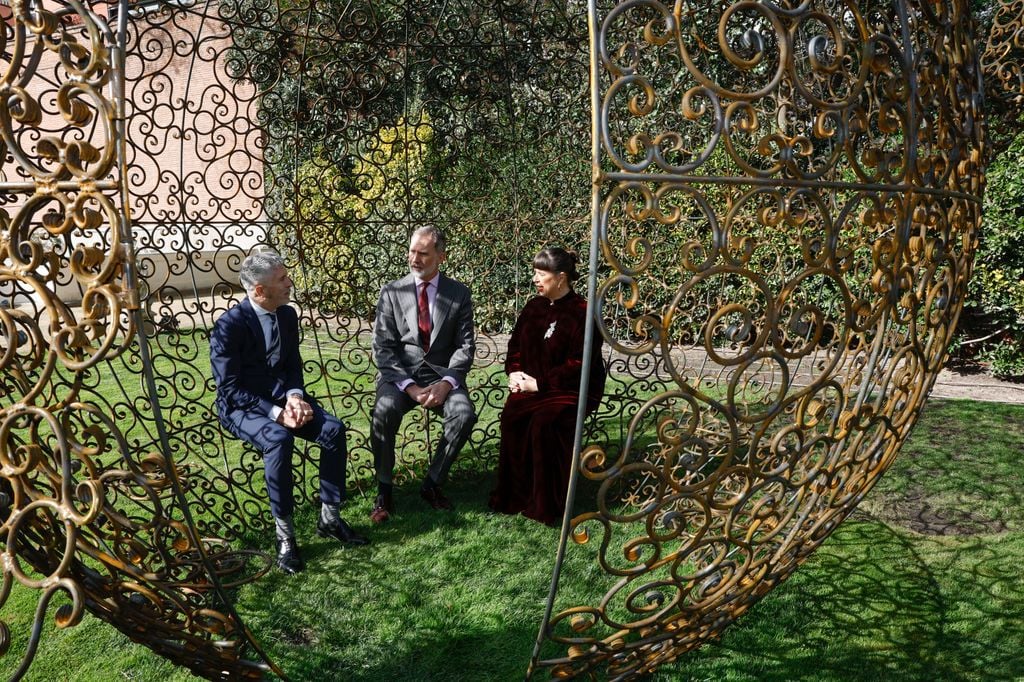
[[369, 226, 478, 523], [210, 251, 368, 574]]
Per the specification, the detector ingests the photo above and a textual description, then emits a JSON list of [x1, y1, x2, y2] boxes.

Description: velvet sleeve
[[504, 303, 528, 375]]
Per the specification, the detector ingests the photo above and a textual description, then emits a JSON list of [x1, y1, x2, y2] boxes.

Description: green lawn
[[1, 398, 1021, 680]]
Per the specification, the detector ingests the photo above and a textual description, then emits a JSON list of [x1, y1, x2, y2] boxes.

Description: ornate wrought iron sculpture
[[984, 0, 1024, 148], [0, 0, 277, 678], [0, 0, 1020, 679], [532, 0, 991, 676]]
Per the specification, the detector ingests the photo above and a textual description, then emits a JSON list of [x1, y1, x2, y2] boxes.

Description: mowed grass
[[2, 391, 1022, 681]]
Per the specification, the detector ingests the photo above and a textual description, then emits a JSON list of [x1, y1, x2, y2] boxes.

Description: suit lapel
[[239, 298, 267, 356], [399, 274, 419, 339], [431, 275, 455, 345]]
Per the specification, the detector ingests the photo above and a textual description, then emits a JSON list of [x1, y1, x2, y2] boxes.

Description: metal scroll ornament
[[530, 0, 986, 677], [983, 0, 1024, 147], [0, 0, 274, 679], [0, 0, 1014, 678]]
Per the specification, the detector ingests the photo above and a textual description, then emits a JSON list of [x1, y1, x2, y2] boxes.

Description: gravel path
[[929, 367, 1024, 404]]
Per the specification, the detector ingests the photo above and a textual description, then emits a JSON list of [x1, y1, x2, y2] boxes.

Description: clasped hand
[[508, 371, 538, 393], [279, 394, 314, 428], [407, 381, 452, 409]]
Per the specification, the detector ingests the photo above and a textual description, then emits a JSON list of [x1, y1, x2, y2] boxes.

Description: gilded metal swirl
[[0, 0, 1015, 678], [530, 0, 986, 677], [983, 0, 1024, 150], [0, 0, 274, 678]]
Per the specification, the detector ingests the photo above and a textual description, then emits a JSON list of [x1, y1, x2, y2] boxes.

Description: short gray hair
[[239, 251, 285, 293], [411, 225, 446, 254]]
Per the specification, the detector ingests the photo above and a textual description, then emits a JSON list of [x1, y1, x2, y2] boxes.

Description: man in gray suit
[[370, 226, 478, 523]]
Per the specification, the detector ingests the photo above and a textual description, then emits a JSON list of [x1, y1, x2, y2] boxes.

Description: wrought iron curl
[[1, 0, 1018, 677]]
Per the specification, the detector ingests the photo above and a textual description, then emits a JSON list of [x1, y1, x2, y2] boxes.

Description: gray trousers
[[371, 381, 477, 487]]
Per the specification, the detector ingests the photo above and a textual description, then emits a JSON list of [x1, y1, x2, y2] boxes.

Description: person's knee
[[261, 423, 295, 455], [322, 414, 347, 449], [447, 402, 477, 434], [372, 398, 403, 432]]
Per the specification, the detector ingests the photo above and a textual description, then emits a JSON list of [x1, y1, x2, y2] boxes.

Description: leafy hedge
[[955, 127, 1024, 376], [229, 0, 1022, 372]]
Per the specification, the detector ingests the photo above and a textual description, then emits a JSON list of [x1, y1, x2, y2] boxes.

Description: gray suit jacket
[[372, 273, 475, 387]]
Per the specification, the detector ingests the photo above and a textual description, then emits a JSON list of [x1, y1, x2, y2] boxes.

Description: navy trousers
[[223, 397, 346, 518]]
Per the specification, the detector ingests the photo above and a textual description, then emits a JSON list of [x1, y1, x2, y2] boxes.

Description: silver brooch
[[544, 321, 557, 340]]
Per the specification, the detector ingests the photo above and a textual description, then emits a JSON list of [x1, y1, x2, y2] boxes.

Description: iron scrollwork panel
[[532, 0, 985, 678], [0, 0, 274, 678]]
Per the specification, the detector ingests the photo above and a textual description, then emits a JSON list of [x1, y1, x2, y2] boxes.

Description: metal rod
[[528, 0, 603, 676]]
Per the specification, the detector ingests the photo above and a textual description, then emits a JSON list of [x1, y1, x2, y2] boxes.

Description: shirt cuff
[[287, 389, 304, 400], [396, 379, 414, 392], [269, 405, 283, 421], [442, 376, 459, 391]]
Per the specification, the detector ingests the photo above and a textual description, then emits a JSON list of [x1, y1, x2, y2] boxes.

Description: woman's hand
[[509, 371, 539, 393]]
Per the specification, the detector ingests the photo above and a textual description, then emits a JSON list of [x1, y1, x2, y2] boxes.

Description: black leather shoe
[[276, 537, 304, 575], [420, 485, 454, 511], [317, 518, 369, 546]]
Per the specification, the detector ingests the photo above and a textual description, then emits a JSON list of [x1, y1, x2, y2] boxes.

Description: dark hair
[[411, 225, 446, 254], [532, 247, 580, 281]]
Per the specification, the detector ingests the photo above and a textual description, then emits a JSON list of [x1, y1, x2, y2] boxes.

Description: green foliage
[[420, 107, 593, 332], [961, 127, 1024, 376], [223, 0, 593, 331], [280, 114, 433, 318]]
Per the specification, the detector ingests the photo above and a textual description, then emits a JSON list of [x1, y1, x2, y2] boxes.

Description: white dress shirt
[[249, 296, 303, 419]]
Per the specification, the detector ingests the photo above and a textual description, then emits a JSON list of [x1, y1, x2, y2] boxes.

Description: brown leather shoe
[[369, 493, 392, 524], [420, 485, 454, 511]]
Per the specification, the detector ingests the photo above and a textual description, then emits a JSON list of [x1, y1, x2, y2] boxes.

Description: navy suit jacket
[[210, 297, 304, 426]]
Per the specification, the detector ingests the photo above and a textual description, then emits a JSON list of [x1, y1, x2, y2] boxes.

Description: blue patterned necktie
[[267, 314, 280, 366]]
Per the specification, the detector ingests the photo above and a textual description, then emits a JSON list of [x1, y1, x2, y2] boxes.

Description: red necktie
[[418, 281, 431, 352]]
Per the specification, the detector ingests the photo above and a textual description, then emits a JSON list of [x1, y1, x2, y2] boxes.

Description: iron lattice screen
[[2, 0, 1019, 678]]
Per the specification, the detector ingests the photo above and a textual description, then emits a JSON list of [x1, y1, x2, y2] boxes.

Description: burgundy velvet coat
[[489, 291, 605, 524]]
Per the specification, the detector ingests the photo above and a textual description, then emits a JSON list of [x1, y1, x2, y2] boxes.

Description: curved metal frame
[[530, 0, 995, 677], [1, 0, 1021, 678], [0, 0, 277, 677]]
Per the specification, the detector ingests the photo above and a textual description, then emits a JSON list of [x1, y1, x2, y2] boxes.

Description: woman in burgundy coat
[[489, 247, 605, 525]]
